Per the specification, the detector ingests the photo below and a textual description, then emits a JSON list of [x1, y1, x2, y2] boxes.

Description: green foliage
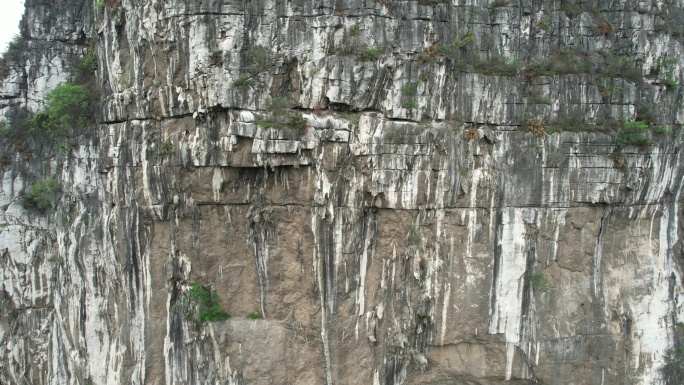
[[255, 120, 277, 129], [358, 45, 383, 61], [348, 23, 361, 38], [81, 212, 90, 227], [95, 1, 105, 12], [665, 73, 678, 89], [287, 114, 308, 133], [245, 47, 270, 75], [524, 62, 556, 77], [256, 97, 310, 133], [600, 55, 642, 83], [434, 30, 476, 58], [1, 34, 26, 76], [187, 284, 230, 323], [616, 121, 650, 148], [160, 141, 175, 156], [28, 83, 95, 139], [490, 0, 509, 8], [543, 116, 588, 133], [562, 4, 583, 19], [472, 56, 520, 76], [234, 73, 251, 88], [537, 19, 550, 30], [120, 75, 132, 87], [78, 49, 96, 75], [402, 100, 418, 109], [406, 225, 422, 246], [209, 51, 223, 66], [598, 83, 620, 98], [0, 121, 23, 141], [340, 112, 360, 125], [459, 167, 468, 176], [529, 95, 552, 105], [22, 179, 62, 211], [247, 311, 263, 319], [527, 273, 551, 291], [265, 97, 293, 113], [401, 85, 416, 96], [654, 125, 672, 135], [635, 105, 655, 125]]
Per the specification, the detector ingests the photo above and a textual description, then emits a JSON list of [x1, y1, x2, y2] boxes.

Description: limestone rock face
[[1, 0, 684, 384]]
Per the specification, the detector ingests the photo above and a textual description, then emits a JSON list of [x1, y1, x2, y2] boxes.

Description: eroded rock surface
[[1, 0, 684, 384]]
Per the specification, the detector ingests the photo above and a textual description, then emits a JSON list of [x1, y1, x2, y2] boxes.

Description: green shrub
[[537, 20, 550, 30], [245, 47, 270, 75], [234, 73, 251, 88], [22, 179, 62, 211], [28, 83, 95, 139], [265, 97, 293, 112], [616, 121, 650, 148], [527, 273, 551, 291], [472, 56, 520, 76], [524, 62, 556, 77], [544, 116, 588, 133], [358, 45, 383, 61], [209, 51, 223, 66], [402, 100, 418, 109], [406, 225, 422, 246], [160, 141, 175, 156], [434, 30, 476, 58], [255, 120, 277, 129], [529, 95, 552, 105], [247, 311, 263, 319], [287, 114, 308, 133], [187, 284, 230, 323], [665, 73, 678, 89], [340, 112, 360, 125], [490, 0, 509, 8], [95, 1, 105, 12], [562, 4, 583, 19], [401, 85, 415, 95]]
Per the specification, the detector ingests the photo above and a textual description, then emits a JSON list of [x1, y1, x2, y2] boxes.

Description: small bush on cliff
[[406, 225, 422, 246], [28, 83, 95, 139], [527, 273, 551, 291], [186, 284, 230, 323], [358, 45, 383, 61], [21, 179, 62, 212], [287, 114, 308, 133], [616, 121, 650, 149], [247, 311, 263, 319]]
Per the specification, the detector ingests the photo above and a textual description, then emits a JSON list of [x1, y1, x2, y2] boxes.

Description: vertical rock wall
[[1, 0, 684, 384]]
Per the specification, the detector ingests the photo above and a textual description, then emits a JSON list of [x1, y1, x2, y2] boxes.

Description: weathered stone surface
[[1, 0, 684, 384]]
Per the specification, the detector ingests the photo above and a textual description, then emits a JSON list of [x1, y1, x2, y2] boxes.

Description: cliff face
[[1, 0, 684, 384]]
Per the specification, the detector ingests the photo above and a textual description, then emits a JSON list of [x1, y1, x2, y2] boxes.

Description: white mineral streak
[[489, 208, 528, 380]]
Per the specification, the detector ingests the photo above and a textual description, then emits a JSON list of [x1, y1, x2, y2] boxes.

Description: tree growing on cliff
[[21, 179, 62, 212], [28, 83, 95, 139]]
